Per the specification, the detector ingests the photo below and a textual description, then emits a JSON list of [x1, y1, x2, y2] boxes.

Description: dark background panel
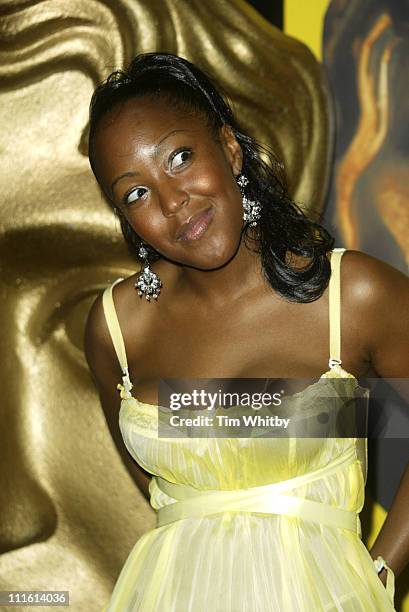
[[247, 0, 283, 28]]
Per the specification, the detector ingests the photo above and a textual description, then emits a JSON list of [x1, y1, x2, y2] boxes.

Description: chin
[[186, 235, 242, 270]]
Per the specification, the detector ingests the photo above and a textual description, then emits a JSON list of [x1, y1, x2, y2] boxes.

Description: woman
[[84, 52, 409, 611]]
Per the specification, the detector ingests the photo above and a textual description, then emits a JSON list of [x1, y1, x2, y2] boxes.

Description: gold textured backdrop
[[0, 1, 332, 609]]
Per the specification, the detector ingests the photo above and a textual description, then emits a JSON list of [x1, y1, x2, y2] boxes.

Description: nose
[[158, 178, 189, 218]]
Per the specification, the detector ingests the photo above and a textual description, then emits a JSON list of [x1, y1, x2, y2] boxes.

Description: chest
[[151, 303, 324, 375], [124, 291, 369, 404]]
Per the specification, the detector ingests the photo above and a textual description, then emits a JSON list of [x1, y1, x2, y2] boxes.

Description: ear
[[219, 124, 243, 177]]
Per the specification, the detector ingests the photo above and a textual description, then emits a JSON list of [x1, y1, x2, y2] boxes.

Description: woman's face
[[92, 96, 244, 270]]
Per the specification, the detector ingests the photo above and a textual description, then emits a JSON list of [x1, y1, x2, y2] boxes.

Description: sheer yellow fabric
[[101, 249, 396, 611]]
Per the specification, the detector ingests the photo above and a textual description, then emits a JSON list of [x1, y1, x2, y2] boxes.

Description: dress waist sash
[[153, 445, 362, 537]]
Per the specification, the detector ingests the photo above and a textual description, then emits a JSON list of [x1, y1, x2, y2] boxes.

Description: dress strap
[[102, 278, 133, 399], [328, 248, 346, 370]]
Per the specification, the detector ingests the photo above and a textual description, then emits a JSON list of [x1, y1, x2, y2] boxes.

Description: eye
[[169, 148, 192, 171], [125, 187, 148, 205]]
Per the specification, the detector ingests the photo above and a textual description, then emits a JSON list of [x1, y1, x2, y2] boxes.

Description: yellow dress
[[101, 248, 396, 612]]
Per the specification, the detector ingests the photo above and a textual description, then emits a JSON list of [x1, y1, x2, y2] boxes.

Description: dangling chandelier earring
[[237, 174, 262, 227], [135, 243, 163, 302]]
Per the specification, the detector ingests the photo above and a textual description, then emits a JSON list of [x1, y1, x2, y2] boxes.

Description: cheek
[[190, 161, 240, 208], [127, 212, 163, 246]]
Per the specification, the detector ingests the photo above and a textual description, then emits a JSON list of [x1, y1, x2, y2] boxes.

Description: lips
[[176, 207, 214, 242]]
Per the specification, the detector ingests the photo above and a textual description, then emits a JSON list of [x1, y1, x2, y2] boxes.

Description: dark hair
[[88, 52, 334, 302]]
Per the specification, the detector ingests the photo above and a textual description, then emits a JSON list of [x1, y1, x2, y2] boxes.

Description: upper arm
[[83, 291, 122, 394], [84, 292, 152, 499], [346, 251, 409, 398]]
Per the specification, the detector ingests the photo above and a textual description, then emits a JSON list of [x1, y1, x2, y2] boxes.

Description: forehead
[[92, 97, 211, 177], [94, 97, 209, 150]]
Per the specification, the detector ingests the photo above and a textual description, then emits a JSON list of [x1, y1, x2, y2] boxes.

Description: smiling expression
[[91, 97, 245, 270]]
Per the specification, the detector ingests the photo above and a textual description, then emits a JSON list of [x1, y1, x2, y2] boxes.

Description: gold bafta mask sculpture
[[0, 1, 331, 609]]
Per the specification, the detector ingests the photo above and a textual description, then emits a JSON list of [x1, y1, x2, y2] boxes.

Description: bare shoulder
[[84, 286, 109, 354], [83, 285, 118, 388], [339, 249, 409, 304], [84, 277, 132, 382], [340, 249, 409, 376], [84, 274, 153, 384]]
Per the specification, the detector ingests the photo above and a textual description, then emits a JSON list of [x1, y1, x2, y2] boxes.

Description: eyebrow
[[111, 171, 139, 195], [110, 128, 190, 196]]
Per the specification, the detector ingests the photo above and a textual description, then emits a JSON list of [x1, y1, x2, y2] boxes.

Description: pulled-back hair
[[88, 52, 334, 302]]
